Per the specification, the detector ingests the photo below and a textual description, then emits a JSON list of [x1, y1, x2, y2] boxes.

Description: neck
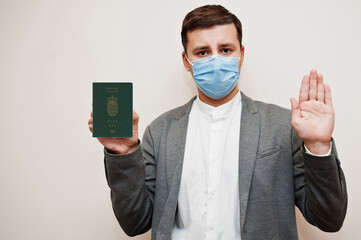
[[197, 86, 239, 107]]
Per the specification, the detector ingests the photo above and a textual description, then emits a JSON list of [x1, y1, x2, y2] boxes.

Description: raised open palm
[[291, 70, 334, 155]]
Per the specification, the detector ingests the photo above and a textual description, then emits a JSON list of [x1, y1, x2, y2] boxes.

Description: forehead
[[186, 23, 239, 50]]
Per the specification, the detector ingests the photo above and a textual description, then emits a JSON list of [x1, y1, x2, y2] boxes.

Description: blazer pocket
[[257, 145, 281, 158], [247, 145, 281, 236]]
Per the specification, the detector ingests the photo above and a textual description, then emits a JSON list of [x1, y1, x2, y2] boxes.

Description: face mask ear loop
[[184, 52, 193, 66], [237, 53, 242, 63]]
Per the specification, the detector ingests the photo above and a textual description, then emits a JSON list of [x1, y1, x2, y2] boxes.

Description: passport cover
[[92, 82, 133, 137]]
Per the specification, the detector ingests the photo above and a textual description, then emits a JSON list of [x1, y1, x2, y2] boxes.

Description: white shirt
[[172, 93, 242, 240]]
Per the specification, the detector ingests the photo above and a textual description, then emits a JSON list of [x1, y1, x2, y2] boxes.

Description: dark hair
[[181, 5, 243, 52]]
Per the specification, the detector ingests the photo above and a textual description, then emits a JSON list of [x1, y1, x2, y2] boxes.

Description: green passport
[[92, 82, 133, 138]]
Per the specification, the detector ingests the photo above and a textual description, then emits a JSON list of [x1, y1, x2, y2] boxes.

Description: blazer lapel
[[165, 115, 189, 189], [239, 93, 260, 232], [164, 97, 196, 189], [157, 98, 195, 239]]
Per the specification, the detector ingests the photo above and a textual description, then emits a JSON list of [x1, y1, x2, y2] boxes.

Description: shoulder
[[241, 93, 291, 131], [147, 97, 195, 132], [142, 97, 195, 150], [242, 93, 297, 147], [242, 93, 290, 122], [255, 100, 290, 122]]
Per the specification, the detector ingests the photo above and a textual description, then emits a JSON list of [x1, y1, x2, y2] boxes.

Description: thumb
[[290, 97, 300, 123], [133, 110, 139, 124]]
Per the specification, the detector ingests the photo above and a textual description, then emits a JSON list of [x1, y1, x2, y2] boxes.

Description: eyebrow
[[191, 46, 210, 53], [219, 42, 237, 48]]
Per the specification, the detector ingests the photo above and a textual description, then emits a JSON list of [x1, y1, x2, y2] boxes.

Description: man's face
[[182, 23, 244, 74]]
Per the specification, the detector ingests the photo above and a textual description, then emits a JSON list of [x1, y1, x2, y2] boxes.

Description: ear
[[239, 45, 245, 68], [182, 51, 192, 72]]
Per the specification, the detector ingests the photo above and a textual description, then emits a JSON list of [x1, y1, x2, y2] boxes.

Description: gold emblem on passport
[[107, 95, 118, 117]]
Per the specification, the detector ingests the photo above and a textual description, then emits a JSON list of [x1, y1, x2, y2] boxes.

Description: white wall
[[0, 0, 360, 239]]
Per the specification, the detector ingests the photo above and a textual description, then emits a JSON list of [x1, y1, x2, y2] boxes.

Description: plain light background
[[0, 0, 360, 239]]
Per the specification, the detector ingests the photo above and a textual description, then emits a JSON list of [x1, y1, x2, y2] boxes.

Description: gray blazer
[[104, 92, 347, 240]]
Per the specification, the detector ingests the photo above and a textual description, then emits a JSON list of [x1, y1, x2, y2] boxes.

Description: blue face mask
[[186, 54, 241, 99]]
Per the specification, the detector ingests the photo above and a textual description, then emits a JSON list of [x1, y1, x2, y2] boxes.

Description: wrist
[[304, 141, 331, 155], [114, 140, 139, 155], [124, 145, 138, 154]]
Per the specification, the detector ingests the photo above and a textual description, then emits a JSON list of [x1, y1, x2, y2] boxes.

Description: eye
[[198, 51, 208, 56], [220, 48, 231, 54]]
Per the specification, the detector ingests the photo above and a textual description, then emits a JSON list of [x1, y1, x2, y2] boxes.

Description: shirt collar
[[195, 92, 242, 120]]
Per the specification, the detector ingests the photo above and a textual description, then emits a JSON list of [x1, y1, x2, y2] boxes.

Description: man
[[88, 5, 347, 240]]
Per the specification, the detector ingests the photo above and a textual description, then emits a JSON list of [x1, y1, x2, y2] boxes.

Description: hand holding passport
[[89, 83, 139, 154]]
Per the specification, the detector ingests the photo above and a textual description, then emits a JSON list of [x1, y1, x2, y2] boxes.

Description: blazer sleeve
[[103, 125, 156, 236], [293, 128, 348, 232]]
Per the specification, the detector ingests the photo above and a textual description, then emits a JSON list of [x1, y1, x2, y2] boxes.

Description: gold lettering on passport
[[108, 119, 118, 128]]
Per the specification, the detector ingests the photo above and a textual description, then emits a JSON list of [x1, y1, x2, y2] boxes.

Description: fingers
[[88, 117, 93, 133], [325, 84, 333, 106], [133, 111, 139, 125], [300, 70, 328, 104], [299, 75, 309, 103], [88, 111, 93, 127], [89, 110, 93, 133], [309, 70, 318, 100], [317, 73, 324, 103]]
